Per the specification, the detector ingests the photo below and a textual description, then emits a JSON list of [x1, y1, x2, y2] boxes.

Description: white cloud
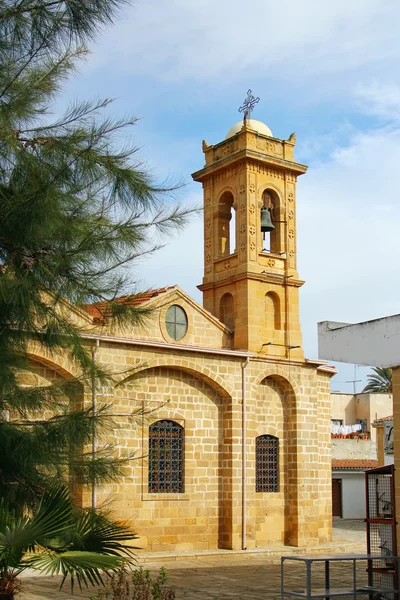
[[90, 0, 400, 86], [298, 126, 400, 358], [354, 82, 400, 121]]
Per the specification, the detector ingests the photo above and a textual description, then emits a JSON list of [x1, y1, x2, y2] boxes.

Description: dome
[[225, 119, 272, 140]]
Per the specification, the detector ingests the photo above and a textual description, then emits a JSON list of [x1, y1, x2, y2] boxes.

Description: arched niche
[[265, 291, 281, 331], [16, 354, 85, 505], [261, 188, 283, 254], [258, 374, 297, 546], [116, 364, 233, 549], [216, 191, 236, 257], [219, 292, 234, 330]]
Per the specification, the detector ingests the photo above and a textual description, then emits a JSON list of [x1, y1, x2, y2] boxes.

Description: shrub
[[90, 567, 175, 600]]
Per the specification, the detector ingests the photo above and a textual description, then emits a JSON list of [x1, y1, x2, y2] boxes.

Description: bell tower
[[192, 97, 308, 358]]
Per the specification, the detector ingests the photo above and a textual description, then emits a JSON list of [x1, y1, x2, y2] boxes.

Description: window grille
[[256, 435, 279, 492], [148, 420, 184, 493]]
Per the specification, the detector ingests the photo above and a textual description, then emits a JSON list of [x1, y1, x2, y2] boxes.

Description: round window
[[165, 305, 188, 341]]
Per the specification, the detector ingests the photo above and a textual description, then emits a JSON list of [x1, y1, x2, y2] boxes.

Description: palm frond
[[0, 487, 72, 553], [362, 367, 392, 393], [26, 550, 126, 590], [66, 509, 138, 557]]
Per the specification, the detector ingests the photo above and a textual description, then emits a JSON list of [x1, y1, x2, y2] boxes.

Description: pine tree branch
[[4, 0, 69, 16], [0, 25, 53, 100]]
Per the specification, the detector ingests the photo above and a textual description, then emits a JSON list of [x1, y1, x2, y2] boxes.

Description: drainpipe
[[91, 338, 100, 508], [242, 356, 250, 550]]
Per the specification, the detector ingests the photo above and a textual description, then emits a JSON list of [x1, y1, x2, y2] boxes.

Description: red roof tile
[[332, 459, 379, 470], [82, 286, 176, 322], [373, 415, 393, 424]]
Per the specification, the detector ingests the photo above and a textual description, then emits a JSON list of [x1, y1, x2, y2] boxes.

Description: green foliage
[[362, 367, 392, 393], [0, 486, 138, 596], [0, 0, 195, 509], [90, 567, 176, 600]]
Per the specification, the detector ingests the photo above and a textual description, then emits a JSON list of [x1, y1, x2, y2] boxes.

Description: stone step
[[137, 542, 366, 564]]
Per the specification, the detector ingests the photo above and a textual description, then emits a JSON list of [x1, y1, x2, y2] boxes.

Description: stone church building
[[28, 117, 335, 552]]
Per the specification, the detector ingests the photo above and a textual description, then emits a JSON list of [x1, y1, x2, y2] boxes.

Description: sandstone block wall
[[21, 319, 333, 552]]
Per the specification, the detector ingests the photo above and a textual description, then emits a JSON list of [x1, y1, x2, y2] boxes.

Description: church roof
[[82, 286, 176, 322]]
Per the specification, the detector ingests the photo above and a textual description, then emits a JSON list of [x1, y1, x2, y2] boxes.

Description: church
[[28, 110, 335, 552]]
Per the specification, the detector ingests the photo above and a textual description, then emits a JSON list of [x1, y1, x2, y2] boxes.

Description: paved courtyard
[[21, 520, 367, 600]]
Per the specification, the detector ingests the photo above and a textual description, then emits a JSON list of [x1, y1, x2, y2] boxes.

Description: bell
[[260, 207, 275, 233]]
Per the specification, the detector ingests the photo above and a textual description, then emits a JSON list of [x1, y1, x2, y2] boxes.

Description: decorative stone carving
[[289, 249, 295, 258], [249, 183, 256, 193], [213, 165, 240, 185], [288, 210, 294, 220], [254, 164, 284, 179], [288, 192, 294, 203], [249, 204, 255, 215], [256, 137, 266, 150], [249, 225, 256, 236], [288, 230, 294, 239], [250, 241, 256, 252], [240, 224, 246, 234], [268, 258, 275, 267], [224, 143, 233, 156], [239, 184, 245, 195]]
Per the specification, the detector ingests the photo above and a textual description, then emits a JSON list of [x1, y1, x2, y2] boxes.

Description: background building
[[330, 392, 392, 518]]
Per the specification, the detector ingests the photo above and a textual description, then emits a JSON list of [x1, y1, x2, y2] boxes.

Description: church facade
[[27, 117, 335, 552]]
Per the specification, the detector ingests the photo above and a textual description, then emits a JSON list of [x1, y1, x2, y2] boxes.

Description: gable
[[90, 286, 233, 350]]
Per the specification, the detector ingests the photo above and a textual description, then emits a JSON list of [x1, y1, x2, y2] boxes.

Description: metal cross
[[238, 89, 260, 122]]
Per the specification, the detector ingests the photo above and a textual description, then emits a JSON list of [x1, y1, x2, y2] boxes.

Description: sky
[[62, 0, 400, 393]]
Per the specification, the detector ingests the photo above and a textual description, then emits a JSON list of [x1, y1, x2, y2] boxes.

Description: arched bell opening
[[216, 191, 236, 257], [260, 189, 283, 254]]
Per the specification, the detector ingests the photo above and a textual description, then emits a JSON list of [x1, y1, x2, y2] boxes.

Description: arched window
[[148, 420, 184, 493], [256, 435, 279, 492]]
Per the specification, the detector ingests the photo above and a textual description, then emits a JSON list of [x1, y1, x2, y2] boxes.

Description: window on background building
[[148, 420, 184, 493], [356, 419, 367, 433], [331, 419, 343, 427], [256, 434, 279, 492]]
